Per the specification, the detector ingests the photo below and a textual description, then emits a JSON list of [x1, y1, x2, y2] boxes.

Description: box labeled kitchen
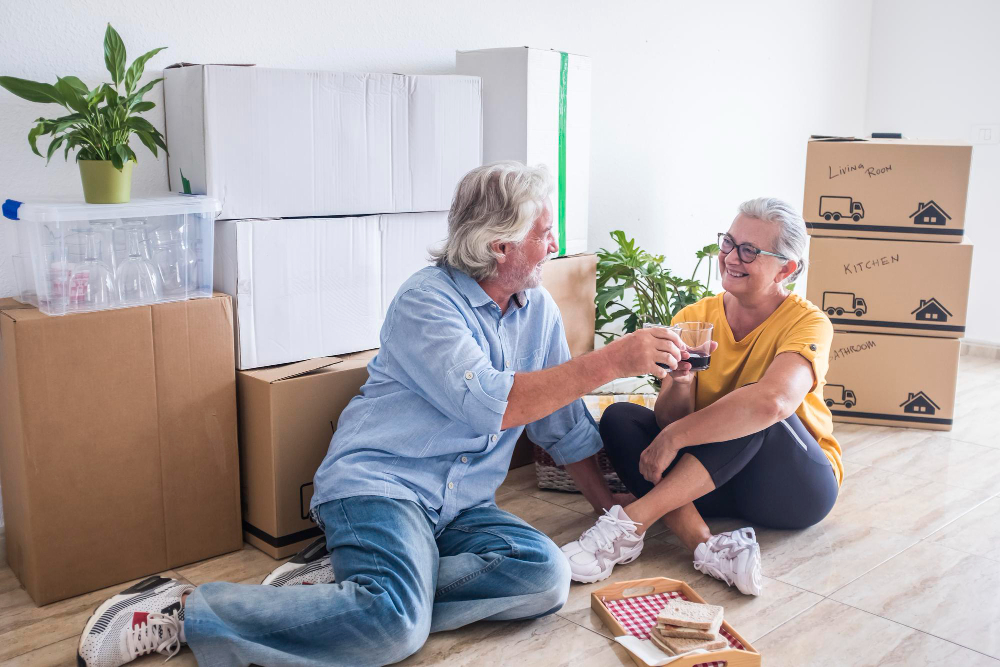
[[457, 47, 591, 256], [803, 137, 971, 242], [825, 331, 960, 430], [806, 236, 973, 338], [164, 65, 482, 220]]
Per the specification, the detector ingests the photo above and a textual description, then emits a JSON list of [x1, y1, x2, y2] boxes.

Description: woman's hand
[[639, 430, 680, 483], [669, 340, 718, 385]]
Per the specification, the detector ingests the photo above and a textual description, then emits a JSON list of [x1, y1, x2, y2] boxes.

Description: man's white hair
[[737, 197, 808, 284], [431, 161, 554, 280]]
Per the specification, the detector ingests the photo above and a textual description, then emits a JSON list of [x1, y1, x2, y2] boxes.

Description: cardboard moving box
[[457, 48, 591, 256], [803, 137, 972, 242], [807, 237, 973, 338], [164, 65, 482, 220], [237, 355, 372, 558], [0, 295, 242, 604], [826, 331, 960, 430], [541, 253, 597, 358]]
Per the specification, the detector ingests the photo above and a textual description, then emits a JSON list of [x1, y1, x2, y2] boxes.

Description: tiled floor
[[2, 354, 998, 666]]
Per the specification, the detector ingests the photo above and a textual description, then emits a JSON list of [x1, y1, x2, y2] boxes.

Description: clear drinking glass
[[68, 230, 116, 311], [673, 322, 714, 371], [117, 226, 162, 305], [151, 227, 192, 296], [642, 321, 714, 372]]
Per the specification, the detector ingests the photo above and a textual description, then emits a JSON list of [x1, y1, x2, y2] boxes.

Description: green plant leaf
[[61, 76, 89, 95], [125, 115, 157, 133], [131, 100, 155, 113], [45, 135, 66, 164], [135, 129, 158, 157], [55, 77, 87, 114], [27, 122, 46, 157], [104, 24, 127, 87], [0, 76, 63, 104], [126, 77, 163, 106], [124, 46, 166, 95]]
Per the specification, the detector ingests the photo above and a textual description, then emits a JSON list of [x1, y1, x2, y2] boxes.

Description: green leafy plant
[[0, 24, 167, 171], [595, 230, 720, 344]]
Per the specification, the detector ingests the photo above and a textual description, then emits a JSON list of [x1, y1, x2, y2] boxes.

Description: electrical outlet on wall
[[971, 124, 1000, 145]]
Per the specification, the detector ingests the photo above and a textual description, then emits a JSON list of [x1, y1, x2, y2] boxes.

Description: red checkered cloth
[[602, 591, 745, 666]]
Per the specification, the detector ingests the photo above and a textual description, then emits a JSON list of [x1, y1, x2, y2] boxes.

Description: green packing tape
[[558, 51, 568, 256]]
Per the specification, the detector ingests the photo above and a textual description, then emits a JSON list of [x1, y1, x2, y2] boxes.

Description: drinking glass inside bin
[[69, 230, 116, 310], [12, 254, 38, 306], [117, 226, 162, 305]]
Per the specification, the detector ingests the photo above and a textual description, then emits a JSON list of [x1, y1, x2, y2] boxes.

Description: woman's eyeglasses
[[717, 233, 789, 264]]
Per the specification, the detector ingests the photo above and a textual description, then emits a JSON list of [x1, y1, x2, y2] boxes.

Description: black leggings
[[600, 403, 839, 530]]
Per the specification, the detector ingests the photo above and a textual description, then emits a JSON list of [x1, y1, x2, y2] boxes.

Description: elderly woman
[[561, 198, 842, 595]]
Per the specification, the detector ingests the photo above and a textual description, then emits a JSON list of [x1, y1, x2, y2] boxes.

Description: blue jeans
[[183, 497, 571, 666]]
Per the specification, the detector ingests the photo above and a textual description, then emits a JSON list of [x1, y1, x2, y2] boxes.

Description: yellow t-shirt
[[672, 292, 843, 485]]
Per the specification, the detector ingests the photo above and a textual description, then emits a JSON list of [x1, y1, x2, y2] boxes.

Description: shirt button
[[448, 482, 455, 490], [461, 456, 468, 463], [809, 344, 817, 351], [465, 370, 474, 380], [505, 361, 511, 368], [490, 434, 498, 442]]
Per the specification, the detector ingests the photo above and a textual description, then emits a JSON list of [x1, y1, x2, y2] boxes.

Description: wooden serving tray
[[591, 577, 761, 667]]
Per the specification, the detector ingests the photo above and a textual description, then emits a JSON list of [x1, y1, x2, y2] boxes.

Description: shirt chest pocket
[[515, 348, 544, 372]]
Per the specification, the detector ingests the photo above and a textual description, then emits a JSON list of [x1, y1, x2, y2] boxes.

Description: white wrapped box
[[165, 65, 482, 220]]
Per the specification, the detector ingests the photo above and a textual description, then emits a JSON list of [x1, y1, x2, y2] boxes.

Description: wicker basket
[[534, 394, 657, 493]]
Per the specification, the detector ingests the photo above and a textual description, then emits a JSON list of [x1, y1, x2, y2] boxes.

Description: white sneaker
[[693, 528, 763, 596], [561, 505, 644, 583], [77, 575, 194, 667], [261, 536, 335, 587]]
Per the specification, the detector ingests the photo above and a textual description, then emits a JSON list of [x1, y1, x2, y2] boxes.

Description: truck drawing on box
[[900, 391, 940, 415], [824, 384, 857, 409], [822, 291, 867, 317], [909, 201, 950, 226], [911, 298, 952, 323], [819, 196, 864, 222]]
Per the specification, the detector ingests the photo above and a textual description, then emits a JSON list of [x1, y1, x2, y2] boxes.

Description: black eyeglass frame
[[717, 232, 790, 264]]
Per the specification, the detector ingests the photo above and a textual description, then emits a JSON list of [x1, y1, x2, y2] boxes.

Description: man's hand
[[639, 430, 680, 483], [604, 327, 686, 380], [669, 340, 719, 385]]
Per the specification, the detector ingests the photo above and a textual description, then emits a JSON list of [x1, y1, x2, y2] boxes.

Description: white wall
[[0, 1, 876, 527], [0, 0, 873, 296], [865, 0, 1000, 345]]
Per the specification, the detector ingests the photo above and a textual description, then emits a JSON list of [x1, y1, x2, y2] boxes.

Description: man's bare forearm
[[500, 349, 619, 431]]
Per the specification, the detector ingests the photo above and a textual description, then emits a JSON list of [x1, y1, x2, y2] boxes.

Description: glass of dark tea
[[673, 322, 714, 371]]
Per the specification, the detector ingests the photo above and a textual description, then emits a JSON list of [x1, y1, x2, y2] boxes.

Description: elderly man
[[77, 162, 683, 667]]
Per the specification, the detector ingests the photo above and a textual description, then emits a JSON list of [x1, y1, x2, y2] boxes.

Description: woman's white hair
[[431, 161, 554, 280], [737, 197, 808, 284]]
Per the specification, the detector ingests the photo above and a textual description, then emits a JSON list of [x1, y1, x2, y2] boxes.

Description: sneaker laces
[[578, 509, 641, 553], [125, 611, 183, 662]]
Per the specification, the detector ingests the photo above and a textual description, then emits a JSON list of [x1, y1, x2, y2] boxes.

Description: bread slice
[[655, 599, 723, 631], [651, 632, 727, 655], [656, 613, 722, 640]]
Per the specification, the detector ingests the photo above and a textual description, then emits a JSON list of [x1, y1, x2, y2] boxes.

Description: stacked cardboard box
[[165, 65, 482, 369], [0, 295, 242, 604], [803, 137, 974, 430]]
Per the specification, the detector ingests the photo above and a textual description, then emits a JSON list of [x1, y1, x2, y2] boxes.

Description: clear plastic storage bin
[[3, 195, 220, 316]]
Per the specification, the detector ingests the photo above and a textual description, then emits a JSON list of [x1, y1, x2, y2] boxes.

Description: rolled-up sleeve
[[524, 310, 603, 465], [383, 288, 514, 436]]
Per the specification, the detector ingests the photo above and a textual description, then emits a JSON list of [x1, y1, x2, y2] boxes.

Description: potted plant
[[596, 230, 720, 343], [0, 24, 167, 204]]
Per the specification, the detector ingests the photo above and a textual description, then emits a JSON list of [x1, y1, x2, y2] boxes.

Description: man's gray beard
[[512, 261, 544, 292]]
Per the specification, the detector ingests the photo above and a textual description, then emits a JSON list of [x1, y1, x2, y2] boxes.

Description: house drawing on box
[[911, 298, 953, 322], [909, 201, 951, 226], [900, 391, 940, 415]]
